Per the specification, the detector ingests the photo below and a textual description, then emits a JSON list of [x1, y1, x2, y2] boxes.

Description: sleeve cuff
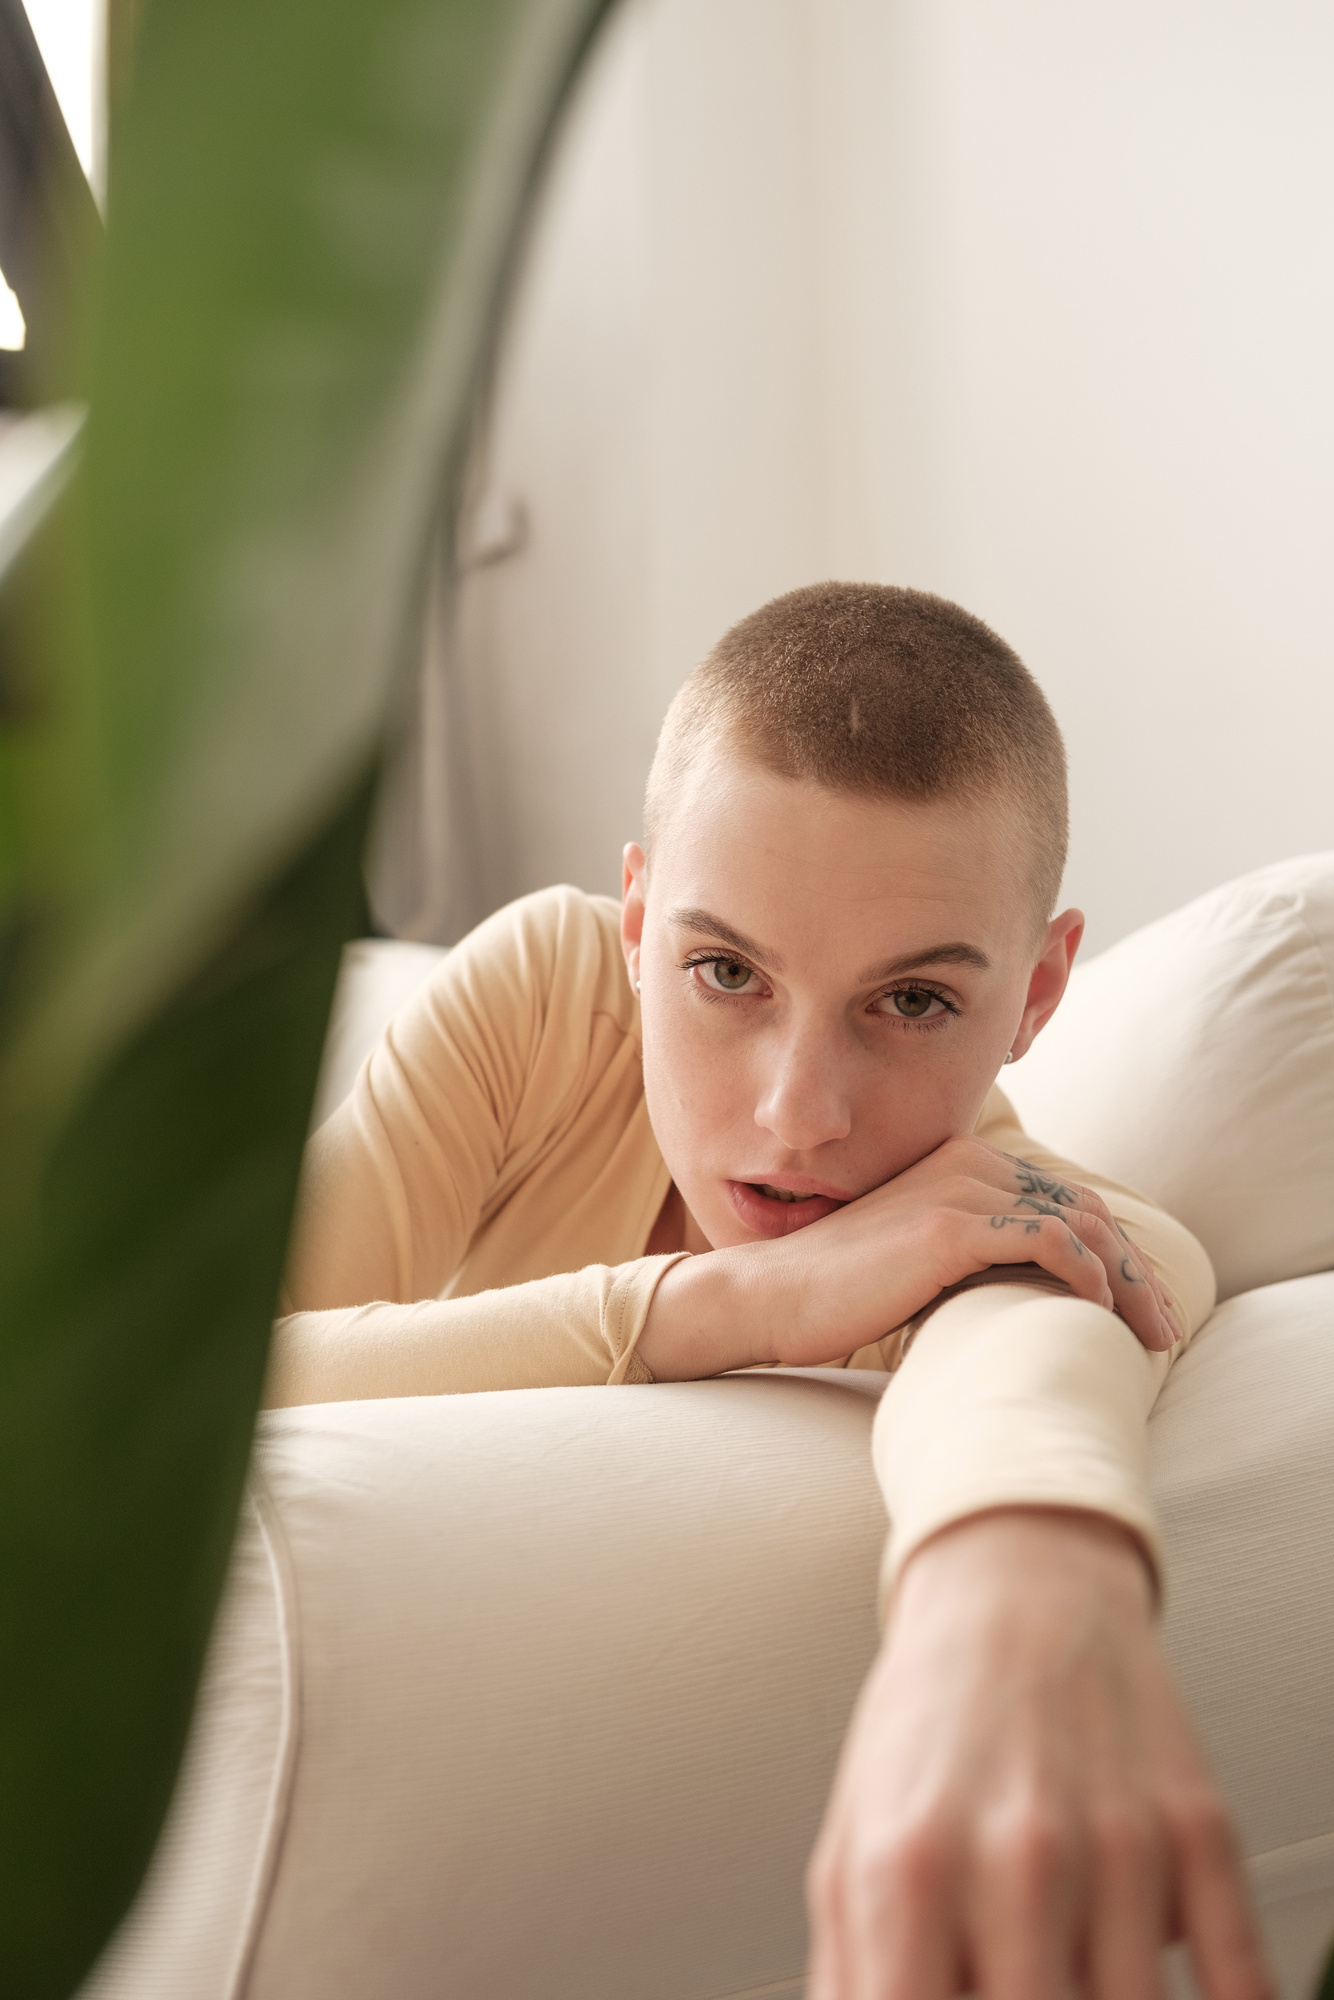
[[602, 1251, 692, 1384]]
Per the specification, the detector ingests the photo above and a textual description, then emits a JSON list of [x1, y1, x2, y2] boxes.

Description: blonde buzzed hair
[[645, 582, 1069, 923]]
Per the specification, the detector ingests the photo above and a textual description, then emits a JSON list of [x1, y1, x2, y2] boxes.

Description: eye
[[893, 987, 936, 1018], [696, 957, 755, 993], [872, 984, 953, 1023]]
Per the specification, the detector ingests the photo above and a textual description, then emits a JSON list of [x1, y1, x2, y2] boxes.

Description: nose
[[752, 1020, 853, 1153]]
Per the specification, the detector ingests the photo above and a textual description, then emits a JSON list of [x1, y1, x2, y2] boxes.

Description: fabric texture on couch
[[83, 1278, 1334, 2000]]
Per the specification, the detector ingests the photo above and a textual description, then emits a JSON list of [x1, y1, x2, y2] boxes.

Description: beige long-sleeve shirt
[[274, 885, 1215, 1597]]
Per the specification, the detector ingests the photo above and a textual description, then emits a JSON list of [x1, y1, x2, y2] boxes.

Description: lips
[[726, 1179, 847, 1239]]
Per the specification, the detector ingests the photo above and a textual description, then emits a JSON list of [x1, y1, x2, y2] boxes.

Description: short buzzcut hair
[[644, 582, 1068, 924]]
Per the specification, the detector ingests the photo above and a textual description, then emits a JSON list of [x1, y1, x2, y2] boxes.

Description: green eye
[[893, 988, 935, 1017], [713, 960, 752, 991]]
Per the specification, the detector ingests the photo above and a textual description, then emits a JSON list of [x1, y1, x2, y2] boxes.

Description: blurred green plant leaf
[[0, 0, 612, 1990], [1316, 1933, 1334, 2000]]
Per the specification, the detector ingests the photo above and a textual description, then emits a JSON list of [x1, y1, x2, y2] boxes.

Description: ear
[[1007, 908, 1084, 1062], [620, 842, 647, 993]]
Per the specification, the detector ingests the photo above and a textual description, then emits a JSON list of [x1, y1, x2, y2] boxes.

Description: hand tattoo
[[1015, 1195, 1069, 1220], [1010, 1160, 1079, 1208]]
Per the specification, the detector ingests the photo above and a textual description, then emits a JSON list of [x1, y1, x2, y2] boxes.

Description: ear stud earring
[[1003, 1051, 1015, 1064], [635, 980, 642, 993]]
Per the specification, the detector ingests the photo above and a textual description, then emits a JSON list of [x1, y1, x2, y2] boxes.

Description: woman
[[272, 583, 1269, 2000]]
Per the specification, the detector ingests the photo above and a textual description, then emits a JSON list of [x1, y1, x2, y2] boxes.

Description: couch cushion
[[1153, 1272, 1334, 2000], [1003, 854, 1334, 1300], [81, 1276, 1334, 2000]]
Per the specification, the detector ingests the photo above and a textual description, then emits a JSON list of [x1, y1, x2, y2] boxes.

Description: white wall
[[373, 0, 1334, 955]]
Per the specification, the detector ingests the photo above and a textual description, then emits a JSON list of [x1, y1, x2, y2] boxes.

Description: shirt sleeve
[[869, 1088, 1216, 1614], [262, 1254, 686, 1406]]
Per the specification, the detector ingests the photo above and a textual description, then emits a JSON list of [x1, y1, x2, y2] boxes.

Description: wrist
[[895, 1506, 1155, 1625], [636, 1246, 776, 1381]]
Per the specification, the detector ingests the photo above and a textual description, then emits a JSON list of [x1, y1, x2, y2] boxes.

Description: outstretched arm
[[797, 1122, 1267, 1999], [808, 1506, 1271, 2000]]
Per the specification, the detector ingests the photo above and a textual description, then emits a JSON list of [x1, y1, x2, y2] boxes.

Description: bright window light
[[0, 275, 25, 351], [22, 0, 104, 197]]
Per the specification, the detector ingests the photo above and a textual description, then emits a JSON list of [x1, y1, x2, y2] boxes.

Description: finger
[[996, 1172, 1176, 1344], [1106, 1218, 1181, 1339], [919, 1147, 1179, 1338], [809, 1805, 961, 2000], [1005, 1154, 1092, 1216], [1048, 1184, 1184, 1344], [967, 1804, 1084, 2000], [946, 1171, 1173, 1338], [1171, 1796, 1274, 2000], [1017, 1198, 1176, 1351], [973, 1212, 1116, 1311], [1003, 1163, 1177, 1335], [842, 1839, 960, 2000], [1063, 1212, 1177, 1352], [1084, 1807, 1170, 2000]]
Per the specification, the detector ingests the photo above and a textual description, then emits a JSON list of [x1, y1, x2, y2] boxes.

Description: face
[[620, 750, 1082, 1253]]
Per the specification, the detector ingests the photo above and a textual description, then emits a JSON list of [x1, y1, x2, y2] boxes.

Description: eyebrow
[[858, 941, 992, 981], [669, 907, 992, 983], [669, 907, 784, 972]]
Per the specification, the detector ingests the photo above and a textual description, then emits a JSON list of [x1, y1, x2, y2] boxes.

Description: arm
[[637, 1106, 1200, 1386], [262, 1257, 684, 1406], [801, 1128, 1269, 1998], [808, 1508, 1271, 2000], [639, 1100, 1263, 1995], [271, 888, 683, 1404]]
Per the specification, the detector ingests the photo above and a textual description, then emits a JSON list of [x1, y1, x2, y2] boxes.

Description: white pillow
[[1003, 854, 1334, 1301]]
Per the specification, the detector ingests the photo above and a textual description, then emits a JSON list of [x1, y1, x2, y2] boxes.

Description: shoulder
[[432, 884, 636, 1039]]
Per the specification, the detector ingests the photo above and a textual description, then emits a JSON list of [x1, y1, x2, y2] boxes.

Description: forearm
[[264, 1254, 689, 1406], [872, 1282, 1169, 1609]]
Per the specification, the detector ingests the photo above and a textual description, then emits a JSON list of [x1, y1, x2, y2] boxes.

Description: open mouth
[[726, 1178, 847, 1238]]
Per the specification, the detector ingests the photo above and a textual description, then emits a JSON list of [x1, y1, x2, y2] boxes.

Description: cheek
[[857, 1068, 980, 1173], [641, 997, 746, 1155], [816, 1033, 1007, 1178]]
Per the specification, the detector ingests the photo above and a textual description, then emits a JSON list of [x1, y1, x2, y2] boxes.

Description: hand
[[638, 1135, 1179, 1382], [894, 1135, 1181, 1352], [806, 1510, 1272, 2000]]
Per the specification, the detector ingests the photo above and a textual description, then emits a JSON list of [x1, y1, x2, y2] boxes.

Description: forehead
[[647, 751, 1034, 968]]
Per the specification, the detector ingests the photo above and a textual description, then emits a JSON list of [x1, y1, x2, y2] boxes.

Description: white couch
[[84, 856, 1334, 2000]]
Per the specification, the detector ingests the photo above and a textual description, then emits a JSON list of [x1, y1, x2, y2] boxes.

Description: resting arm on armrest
[[263, 1254, 688, 1406]]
